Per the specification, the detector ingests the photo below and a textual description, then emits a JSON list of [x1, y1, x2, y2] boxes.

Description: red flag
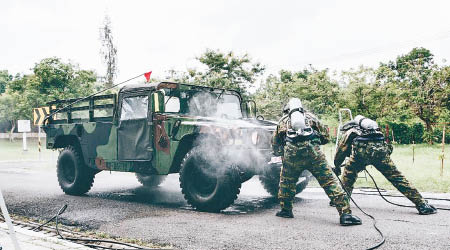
[[144, 71, 152, 82]]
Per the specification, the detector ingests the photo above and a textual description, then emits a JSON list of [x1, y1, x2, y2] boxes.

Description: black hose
[[335, 175, 385, 250], [357, 191, 450, 202], [364, 170, 450, 211], [32, 214, 57, 231], [32, 204, 67, 231], [34, 204, 164, 250]]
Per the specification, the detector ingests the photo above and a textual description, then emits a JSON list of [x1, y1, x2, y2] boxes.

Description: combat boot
[[417, 201, 437, 215], [340, 213, 362, 226], [275, 209, 294, 218]]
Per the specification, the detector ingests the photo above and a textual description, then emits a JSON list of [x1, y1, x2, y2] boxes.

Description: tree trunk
[[425, 121, 433, 145], [9, 120, 15, 142]]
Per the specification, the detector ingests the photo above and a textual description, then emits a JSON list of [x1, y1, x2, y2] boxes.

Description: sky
[[1, 0, 449, 82]]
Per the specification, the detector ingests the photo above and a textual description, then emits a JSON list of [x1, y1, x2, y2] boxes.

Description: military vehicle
[[43, 82, 311, 212]]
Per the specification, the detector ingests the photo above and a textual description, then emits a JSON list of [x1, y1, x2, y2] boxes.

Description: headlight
[[220, 129, 234, 145], [251, 131, 259, 145]]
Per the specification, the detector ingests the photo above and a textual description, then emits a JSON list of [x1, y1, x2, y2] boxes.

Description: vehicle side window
[[120, 96, 148, 120], [165, 96, 180, 113]]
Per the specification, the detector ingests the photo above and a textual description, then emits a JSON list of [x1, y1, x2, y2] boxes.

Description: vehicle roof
[[119, 82, 242, 99], [119, 83, 158, 92]]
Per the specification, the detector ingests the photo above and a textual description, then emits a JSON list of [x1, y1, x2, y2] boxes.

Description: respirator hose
[[364, 170, 450, 211], [335, 175, 386, 250]]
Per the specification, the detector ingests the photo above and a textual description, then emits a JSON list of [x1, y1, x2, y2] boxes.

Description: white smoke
[[187, 91, 242, 119], [184, 90, 273, 179]]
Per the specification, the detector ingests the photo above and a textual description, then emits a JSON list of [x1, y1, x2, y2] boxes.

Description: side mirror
[[246, 100, 257, 118], [151, 91, 165, 113]]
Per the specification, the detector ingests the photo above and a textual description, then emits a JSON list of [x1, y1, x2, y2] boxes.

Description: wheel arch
[[54, 135, 86, 165], [169, 133, 198, 173], [169, 132, 224, 174]]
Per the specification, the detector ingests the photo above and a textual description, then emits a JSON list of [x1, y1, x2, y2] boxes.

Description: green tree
[[377, 48, 449, 142], [0, 93, 20, 141], [1, 58, 96, 140], [0, 70, 12, 94], [254, 67, 341, 120], [186, 49, 265, 94], [338, 66, 413, 123], [100, 15, 118, 88]]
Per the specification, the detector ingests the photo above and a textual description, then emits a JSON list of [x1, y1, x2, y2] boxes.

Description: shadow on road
[[86, 185, 299, 215], [223, 197, 303, 215]]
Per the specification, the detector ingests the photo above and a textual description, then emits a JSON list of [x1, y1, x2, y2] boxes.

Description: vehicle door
[[117, 94, 153, 161]]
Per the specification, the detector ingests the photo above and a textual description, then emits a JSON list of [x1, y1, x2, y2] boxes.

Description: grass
[[1, 138, 449, 192], [0, 138, 57, 161], [320, 143, 450, 193]]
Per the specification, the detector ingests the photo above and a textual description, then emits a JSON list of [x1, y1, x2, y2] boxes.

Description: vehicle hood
[[178, 116, 277, 131]]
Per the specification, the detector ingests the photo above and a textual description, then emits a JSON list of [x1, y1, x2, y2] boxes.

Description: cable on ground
[[33, 204, 164, 250], [335, 175, 385, 250], [364, 170, 450, 211]]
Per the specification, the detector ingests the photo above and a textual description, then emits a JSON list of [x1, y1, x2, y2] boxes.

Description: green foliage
[[376, 122, 449, 144], [1, 57, 96, 123], [379, 122, 421, 144], [179, 49, 265, 95], [1, 47, 448, 146], [253, 47, 448, 142], [0, 70, 12, 94], [254, 67, 341, 120], [377, 48, 449, 142], [432, 125, 450, 144], [0, 93, 17, 123]]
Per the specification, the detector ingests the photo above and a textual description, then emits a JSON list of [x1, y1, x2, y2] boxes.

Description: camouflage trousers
[[279, 140, 351, 215], [341, 140, 425, 206]]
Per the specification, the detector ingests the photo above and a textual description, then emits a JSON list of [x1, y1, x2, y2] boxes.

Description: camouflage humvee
[[44, 82, 311, 212]]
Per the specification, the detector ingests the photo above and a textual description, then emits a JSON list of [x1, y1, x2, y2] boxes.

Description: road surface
[[1, 160, 449, 250]]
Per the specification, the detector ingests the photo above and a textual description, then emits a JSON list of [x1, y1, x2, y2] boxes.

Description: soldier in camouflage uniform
[[273, 98, 362, 225], [333, 115, 437, 215]]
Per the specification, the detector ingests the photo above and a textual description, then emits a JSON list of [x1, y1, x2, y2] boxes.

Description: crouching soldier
[[333, 115, 437, 215], [273, 98, 362, 226]]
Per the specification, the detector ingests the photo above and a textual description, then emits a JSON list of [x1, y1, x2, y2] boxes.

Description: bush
[[432, 125, 450, 144], [379, 122, 423, 144], [378, 122, 449, 144]]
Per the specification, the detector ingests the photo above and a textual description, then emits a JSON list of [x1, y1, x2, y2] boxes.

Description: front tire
[[259, 164, 311, 196], [179, 147, 241, 212], [57, 146, 95, 195]]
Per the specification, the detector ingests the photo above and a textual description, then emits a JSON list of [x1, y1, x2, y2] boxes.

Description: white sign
[[17, 120, 31, 132]]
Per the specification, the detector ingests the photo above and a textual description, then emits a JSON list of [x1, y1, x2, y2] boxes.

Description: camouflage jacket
[[272, 111, 330, 157], [334, 128, 360, 168]]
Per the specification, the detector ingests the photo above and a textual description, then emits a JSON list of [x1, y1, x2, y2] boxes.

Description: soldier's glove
[[332, 166, 341, 176]]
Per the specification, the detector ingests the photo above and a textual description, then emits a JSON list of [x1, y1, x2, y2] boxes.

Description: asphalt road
[[1, 160, 449, 250]]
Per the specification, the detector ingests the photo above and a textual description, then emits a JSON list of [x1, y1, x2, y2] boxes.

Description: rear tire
[[179, 147, 241, 212], [136, 173, 167, 187], [57, 146, 95, 195], [259, 164, 311, 196]]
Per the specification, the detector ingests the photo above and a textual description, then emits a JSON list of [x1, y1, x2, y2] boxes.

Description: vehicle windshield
[[162, 87, 243, 119]]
